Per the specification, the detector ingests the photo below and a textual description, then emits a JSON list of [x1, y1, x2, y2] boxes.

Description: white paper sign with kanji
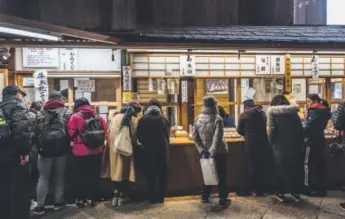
[[271, 56, 285, 74], [76, 78, 95, 92], [59, 48, 79, 70], [33, 70, 49, 102], [256, 55, 271, 74], [311, 55, 320, 79], [123, 66, 132, 91], [23, 48, 59, 68], [180, 55, 196, 76], [181, 81, 188, 103]]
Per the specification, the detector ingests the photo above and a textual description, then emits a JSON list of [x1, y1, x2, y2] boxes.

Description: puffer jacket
[[32, 100, 72, 157], [67, 105, 107, 156], [0, 94, 33, 163], [193, 106, 228, 156], [267, 105, 305, 163], [335, 102, 345, 131], [304, 103, 331, 149], [237, 105, 269, 152]]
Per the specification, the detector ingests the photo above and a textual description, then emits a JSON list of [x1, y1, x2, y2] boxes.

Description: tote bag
[[200, 158, 219, 186], [113, 126, 133, 156]]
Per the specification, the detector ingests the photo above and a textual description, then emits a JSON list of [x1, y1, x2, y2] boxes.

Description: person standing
[[193, 96, 230, 208], [304, 94, 331, 197], [32, 91, 71, 216], [137, 100, 170, 204], [267, 95, 305, 203], [237, 99, 271, 196], [68, 98, 107, 208], [107, 102, 141, 206], [0, 85, 33, 219]]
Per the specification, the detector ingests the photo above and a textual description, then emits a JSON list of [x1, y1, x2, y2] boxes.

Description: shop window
[[331, 79, 343, 99], [307, 78, 324, 97]]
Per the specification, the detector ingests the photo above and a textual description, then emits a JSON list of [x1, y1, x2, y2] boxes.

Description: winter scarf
[[120, 106, 135, 129]]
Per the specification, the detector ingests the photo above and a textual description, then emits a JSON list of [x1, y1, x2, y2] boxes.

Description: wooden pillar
[[325, 78, 331, 105], [236, 78, 241, 123], [68, 79, 74, 110], [181, 78, 194, 131]]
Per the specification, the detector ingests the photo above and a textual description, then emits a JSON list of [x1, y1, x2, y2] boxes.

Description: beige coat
[[107, 113, 138, 182]]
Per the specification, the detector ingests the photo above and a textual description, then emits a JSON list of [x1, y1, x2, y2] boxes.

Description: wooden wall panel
[[112, 0, 137, 30], [170, 0, 184, 26], [152, 0, 170, 25], [126, 0, 137, 29], [294, 0, 327, 25], [200, 0, 217, 25]]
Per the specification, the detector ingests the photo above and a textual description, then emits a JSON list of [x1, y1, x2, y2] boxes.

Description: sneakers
[[33, 206, 46, 216], [118, 197, 130, 206], [219, 199, 231, 208], [75, 200, 85, 209], [54, 202, 66, 211], [275, 194, 287, 203], [112, 196, 119, 206], [339, 202, 345, 211], [290, 193, 301, 203]]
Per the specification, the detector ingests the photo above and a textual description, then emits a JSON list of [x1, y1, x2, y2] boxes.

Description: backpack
[[79, 113, 105, 149], [38, 107, 68, 156], [0, 101, 17, 143]]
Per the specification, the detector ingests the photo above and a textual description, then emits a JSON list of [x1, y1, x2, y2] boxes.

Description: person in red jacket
[[67, 98, 107, 208]]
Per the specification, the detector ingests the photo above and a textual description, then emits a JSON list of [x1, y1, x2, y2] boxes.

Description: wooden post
[[68, 79, 74, 110], [284, 54, 292, 94], [236, 78, 241, 123]]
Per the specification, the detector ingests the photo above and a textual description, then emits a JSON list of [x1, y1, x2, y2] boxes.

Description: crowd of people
[[1, 84, 345, 219]]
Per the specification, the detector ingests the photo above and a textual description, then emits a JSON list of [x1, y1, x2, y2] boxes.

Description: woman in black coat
[[137, 101, 170, 204], [267, 95, 305, 203], [304, 94, 331, 196], [237, 99, 272, 196]]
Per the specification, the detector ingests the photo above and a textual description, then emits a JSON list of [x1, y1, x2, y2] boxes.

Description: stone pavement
[[33, 191, 345, 219]]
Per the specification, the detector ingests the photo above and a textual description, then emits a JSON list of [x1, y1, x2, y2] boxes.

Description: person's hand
[[203, 151, 210, 159], [20, 155, 29, 166]]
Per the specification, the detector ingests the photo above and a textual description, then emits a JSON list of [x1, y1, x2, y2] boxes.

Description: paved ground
[[33, 191, 345, 219]]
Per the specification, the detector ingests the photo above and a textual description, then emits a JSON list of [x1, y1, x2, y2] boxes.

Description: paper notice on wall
[[33, 70, 49, 102], [99, 106, 109, 114], [148, 78, 154, 92], [244, 88, 256, 100], [256, 55, 271, 74], [180, 55, 196, 76], [76, 78, 95, 92], [181, 81, 188, 103], [271, 56, 285, 74], [59, 48, 79, 70], [23, 77, 34, 87]]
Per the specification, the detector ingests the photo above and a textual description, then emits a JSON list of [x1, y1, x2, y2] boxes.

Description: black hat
[[203, 96, 217, 107], [2, 85, 26, 97], [48, 91, 63, 100]]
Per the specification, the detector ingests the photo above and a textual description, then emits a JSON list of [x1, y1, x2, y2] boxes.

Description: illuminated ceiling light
[[0, 26, 60, 41]]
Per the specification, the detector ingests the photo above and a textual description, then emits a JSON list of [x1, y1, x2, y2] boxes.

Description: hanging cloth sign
[[123, 66, 132, 91], [180, 55, 196, 76], [181, 81, 188, 103], [311, 55, 320, 79], [33, 70, 49, 102]]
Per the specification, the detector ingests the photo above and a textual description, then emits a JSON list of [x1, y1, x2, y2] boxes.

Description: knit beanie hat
[[48, 91, 63, 100], [203, 96, 217, 107]]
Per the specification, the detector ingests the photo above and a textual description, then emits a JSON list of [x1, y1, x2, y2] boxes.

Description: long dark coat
[[237, 105, 275, 192], [267, 105, 305, 193]]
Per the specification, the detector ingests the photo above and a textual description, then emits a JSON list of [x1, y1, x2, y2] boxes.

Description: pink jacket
[[67, 105, 107, 156]]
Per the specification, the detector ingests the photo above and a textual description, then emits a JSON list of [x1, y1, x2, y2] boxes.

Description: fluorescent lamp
[[0, 26, 60, 41]]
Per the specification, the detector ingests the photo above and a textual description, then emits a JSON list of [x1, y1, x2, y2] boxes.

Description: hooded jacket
[[0, 94, 33, 162], [67, 105, 107, 156], [304, 103, 331, 149], [267, 105, 305, 163], [32, 99, 71, 157], [237, 105, 269, 152], [335, 102, 345, 131], [193, 105, 228, 156], [137, 106, 170, 154]]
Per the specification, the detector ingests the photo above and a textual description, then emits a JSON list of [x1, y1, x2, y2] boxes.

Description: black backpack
[[0, 101, 17, 143], [79, 113, 105, 149], [38, 108, 68, 156]]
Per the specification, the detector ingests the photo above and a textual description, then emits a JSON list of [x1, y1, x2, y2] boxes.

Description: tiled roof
[[111, 26, 345, 45]]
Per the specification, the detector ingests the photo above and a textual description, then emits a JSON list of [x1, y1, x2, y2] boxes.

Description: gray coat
[[193, 106, 228, 156]]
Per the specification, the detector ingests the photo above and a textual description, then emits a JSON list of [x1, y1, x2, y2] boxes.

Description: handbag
[[113, 125, 133, 156], [200, 158, 219, 186], [328, 130, 345, 156]]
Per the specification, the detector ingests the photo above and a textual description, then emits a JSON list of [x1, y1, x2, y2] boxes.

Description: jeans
[[0, 162, 30, 219], [73, 154, 102, 201], [37, 154, 67, 207], [202, 154, 228, 200]]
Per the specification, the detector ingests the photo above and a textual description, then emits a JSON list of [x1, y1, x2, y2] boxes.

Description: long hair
[[73, 98, 90, 112], [30, 101, 43, 114], [218, 106, 227, 119], [307, 93, 322, 103], [271, 95, 290, 106]]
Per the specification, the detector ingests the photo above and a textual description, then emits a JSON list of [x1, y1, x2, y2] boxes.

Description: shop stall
[[113, 26, 345, 196]]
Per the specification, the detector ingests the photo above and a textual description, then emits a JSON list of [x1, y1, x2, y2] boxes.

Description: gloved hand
[[203, 151, 210, 159]]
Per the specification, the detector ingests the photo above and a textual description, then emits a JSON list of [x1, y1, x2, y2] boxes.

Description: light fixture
[[0, 26, 60, 41]]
